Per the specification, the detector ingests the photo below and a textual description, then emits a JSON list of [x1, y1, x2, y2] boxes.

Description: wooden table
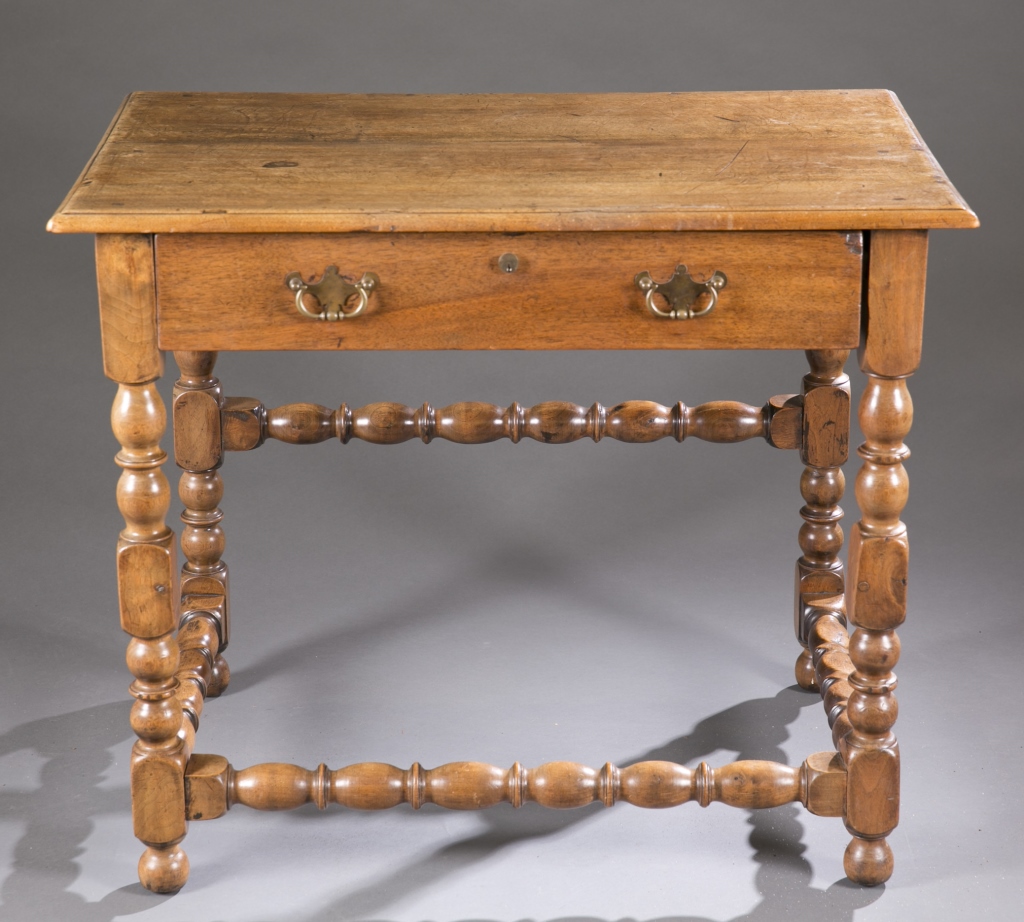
[[49, 91, 976, 894]]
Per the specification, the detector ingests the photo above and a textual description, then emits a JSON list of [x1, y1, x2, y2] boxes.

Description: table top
[[49, 90, 976, 235]]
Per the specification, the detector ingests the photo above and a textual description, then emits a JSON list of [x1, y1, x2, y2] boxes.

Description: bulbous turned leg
[[839, 228, 930, 885], [793, 350, 850, 691], [113, 381, 190, 892], [174, 350, 231, 715], [842, 373, 911, 886]]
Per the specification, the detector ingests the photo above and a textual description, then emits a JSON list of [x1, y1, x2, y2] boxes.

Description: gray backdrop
[[1, 2, 1021, 920]]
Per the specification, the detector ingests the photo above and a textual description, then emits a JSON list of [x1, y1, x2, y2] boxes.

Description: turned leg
[[840, 229, 927, 885], [794, 349, 850, 690], [173, 351, 230, 729], [113, 381, 190, 892], [97, 235, 190, 892], [842, 373, 909, 884]]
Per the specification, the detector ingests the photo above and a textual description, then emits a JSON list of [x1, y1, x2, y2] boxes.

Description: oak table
[[49, 91, 976, 894]]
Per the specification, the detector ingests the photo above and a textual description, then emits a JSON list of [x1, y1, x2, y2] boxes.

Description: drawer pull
[[285, 266, 379, 320], [635, 265, 727, 320]]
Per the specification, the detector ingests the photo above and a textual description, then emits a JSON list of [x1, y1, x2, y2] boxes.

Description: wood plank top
[[48, 90, 977, 234]]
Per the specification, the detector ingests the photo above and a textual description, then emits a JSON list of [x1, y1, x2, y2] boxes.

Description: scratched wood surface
[[49, 91, 977, 234], [155, 231, 862, 350]]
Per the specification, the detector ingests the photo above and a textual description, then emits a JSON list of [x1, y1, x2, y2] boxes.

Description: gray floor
[[2, 2, 1022, 920]]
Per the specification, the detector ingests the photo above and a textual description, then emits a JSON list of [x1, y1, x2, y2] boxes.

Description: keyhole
[[498, 253, 519, 273]]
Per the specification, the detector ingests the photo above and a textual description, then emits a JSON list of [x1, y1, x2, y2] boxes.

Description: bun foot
[[794, 648, 818, 691], [138, 844, 189, 893], [844, 836, 892, 886], [206, 654, 230, 697]]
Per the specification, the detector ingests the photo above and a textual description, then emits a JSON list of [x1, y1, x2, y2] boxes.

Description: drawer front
[[155, 232, 861, 351]]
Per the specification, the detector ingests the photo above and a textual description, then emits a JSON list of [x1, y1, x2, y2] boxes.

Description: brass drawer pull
[[286, 266, 379, 320], [635, 265, 727, 319]]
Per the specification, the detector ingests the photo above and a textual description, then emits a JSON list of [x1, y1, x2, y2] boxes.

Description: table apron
[[154, 231, 863, 351]]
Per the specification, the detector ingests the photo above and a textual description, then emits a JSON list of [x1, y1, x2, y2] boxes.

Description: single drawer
[[155, 231, 862, 351]]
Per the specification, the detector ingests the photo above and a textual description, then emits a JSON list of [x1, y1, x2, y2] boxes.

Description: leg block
[[130, 746, 188, 847], [848, 526, 909, 630], [117, 538, 178, 638], [844, 741, 899, 837]]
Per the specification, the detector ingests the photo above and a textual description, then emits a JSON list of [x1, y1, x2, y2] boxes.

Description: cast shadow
[[294, 687, 881, 922], [0, 691, 878, 922], [1, 544, 878, 921], [0, 701, 170, 921]]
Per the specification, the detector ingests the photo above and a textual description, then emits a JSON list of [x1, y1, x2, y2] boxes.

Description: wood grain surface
[[48, 91, 977, 234], [184, 752, 846, 819], [58, 91, 979, 893], [95, 234, 162, 383], [220, 396, 799, 447], [860, 230, 929, 377], [155, 231, 862, 351]]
